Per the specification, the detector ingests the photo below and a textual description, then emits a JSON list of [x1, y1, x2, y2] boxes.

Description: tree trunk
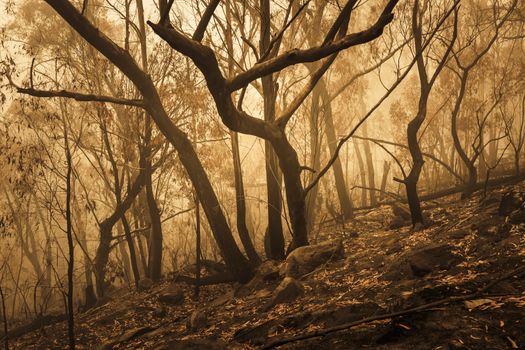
[[320, 79, 354, 220], [362, 125, 377, 206], [379, 161, 391, 201], [116, 224, 131, 286], [231, 131, 261, 266], [405, 178, 424, 225], [305, 85, 322, 231], [404, 106, 426, 226], [64, 128, 75, 350], [261, 0, 284, 260], [45, 0, 253, 283], [354, 141, 368, 207], [120, 214, 140, 288], [143, 126, 163, 281]]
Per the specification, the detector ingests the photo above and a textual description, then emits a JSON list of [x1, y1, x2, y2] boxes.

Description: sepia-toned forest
[[0, 0, 524, 349]]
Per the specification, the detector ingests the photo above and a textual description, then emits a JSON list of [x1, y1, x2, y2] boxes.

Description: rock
[[263, 277, 303, 310], [186, 309, 207, 331], [258, 260, 281, 281], [498, 191, 525, 216], [389, 215, 409, 229], [449, 229, 469, 239], [158, 284, 184, 305], [408, 244, 460, 277], [138, 278, 154, 291], [281, 239, 344, 278], [209, 289, 234, 308], [392, 203, 411, 221]]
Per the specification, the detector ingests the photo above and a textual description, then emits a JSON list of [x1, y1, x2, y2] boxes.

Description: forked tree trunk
[[231, 131, 261, 266], [261, 0, 284, 260], [94, 171, 146, 297], [224, 3, 260, 266], [143, 131, 163, 281], [121, 214, 140, 288], [137, 0, 163, 282], [272, 137, 309, 250]]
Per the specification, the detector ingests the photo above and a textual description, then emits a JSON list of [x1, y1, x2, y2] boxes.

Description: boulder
[[392, 203, 411, 221], [186, 309, 207, 331], [235, 260, 281, 297], [281, 239, 344, 278], [498, 191, 525, 216], [408, 244, 459, 277], [448, 229, 469, 239], [384, 244, 461, 281], [158, 284, 184, 305], [258, 260, 281, 281], [389, 215, 409, 229], [138, 278, 154, 291], [263, 277, 303, 310]]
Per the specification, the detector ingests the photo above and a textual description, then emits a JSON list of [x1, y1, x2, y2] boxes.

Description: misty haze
[[0, 0, 524, 349]]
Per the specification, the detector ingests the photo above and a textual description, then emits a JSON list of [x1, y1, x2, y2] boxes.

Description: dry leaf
[[463, 299, 493, 310]]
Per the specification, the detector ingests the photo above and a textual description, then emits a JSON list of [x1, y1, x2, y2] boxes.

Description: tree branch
[[226, 0, 399, 92], [192, 0, 221, 42], [303, 0, 459, 195], [353, 135, 464, 183], [16, 87, 144, 108]]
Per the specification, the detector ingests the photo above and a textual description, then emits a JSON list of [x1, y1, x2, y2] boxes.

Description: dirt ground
[[12, 182, 525, 350]]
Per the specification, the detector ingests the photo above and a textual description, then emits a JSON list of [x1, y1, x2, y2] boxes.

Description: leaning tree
[[16, 0, 401, 281]]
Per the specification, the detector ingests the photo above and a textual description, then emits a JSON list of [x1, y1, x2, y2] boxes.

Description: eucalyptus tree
[[15, 0, 401, 282], [395, 0, 457, 226], [447, 0, 517, 197]]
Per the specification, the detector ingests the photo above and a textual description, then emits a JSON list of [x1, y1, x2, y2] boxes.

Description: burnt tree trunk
[[231, 131, 261, 266], [362, 124, 377, 206], [261, 0, 284, 260], [321, 81, 354, 220]]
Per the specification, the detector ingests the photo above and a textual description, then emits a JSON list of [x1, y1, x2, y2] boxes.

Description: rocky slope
[[11, 182, 525, 350]]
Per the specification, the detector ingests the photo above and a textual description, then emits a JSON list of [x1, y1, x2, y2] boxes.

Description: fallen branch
[[0, 314, 66, 341], [261, 265, 525, 349]]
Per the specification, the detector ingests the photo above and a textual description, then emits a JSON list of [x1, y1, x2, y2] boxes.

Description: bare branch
[[16, 87, 145, 108], [226, 0, 399, 92], [304, 0, 459, 195], [192, 0, 221, 42]]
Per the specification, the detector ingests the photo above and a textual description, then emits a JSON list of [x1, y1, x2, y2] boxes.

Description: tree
[[448, 0, 517, 197], [394, 0, 457, 226], [18, 0, 254, 283], [148, 0, 400, 251]]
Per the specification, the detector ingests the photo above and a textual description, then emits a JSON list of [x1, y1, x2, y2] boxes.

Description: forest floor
[[11, 181, 525, 350]]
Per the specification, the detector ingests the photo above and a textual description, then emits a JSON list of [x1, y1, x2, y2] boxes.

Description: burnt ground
[[11, 181, 525, 350]]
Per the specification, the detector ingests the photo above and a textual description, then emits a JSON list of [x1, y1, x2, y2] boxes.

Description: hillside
[[11, 182, 525, 350]]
